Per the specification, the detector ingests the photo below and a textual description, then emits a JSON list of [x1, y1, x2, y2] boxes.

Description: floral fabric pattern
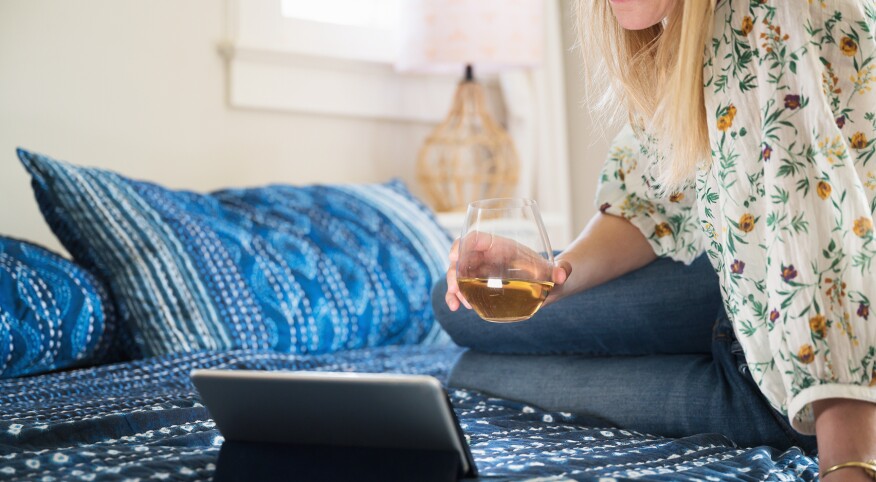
[[596, 0, 876, 434], [596, 125, 706, 263]]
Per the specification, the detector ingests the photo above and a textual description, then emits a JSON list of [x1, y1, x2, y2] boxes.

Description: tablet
[[191, 369, 476, 476]]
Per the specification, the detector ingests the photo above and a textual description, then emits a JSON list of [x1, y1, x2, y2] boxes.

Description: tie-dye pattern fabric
[[0, 346, 818, 481], [0, 236, 115, 378], [18, 149, 451, 358]]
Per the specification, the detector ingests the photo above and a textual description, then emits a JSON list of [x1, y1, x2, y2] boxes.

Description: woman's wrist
[[545, 212, 658, 305], [814, 398, 876, 481], [821, 460, 876, 481]]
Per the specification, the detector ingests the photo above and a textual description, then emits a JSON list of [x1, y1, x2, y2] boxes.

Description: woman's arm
[[445, 212, 656, 311], [548, 212, 656, 303], [447, 125, 701, 311]]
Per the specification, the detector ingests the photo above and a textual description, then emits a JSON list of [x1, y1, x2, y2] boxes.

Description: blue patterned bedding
[[0, 345, 818, 481]]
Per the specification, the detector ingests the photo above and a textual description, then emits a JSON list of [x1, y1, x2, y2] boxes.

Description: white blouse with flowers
[[596, 0, 876, 434]]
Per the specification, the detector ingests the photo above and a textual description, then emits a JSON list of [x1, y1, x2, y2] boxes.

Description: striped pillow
[[0, 236, 116, 377], [19, 149, 452, 357]]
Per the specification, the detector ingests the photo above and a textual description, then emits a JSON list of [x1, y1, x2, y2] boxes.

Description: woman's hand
[[444, 212, 658, 312], [443, 235, 572, 311]]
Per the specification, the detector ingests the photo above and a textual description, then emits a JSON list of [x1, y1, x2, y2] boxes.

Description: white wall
[[0, 0, 433, 253], [0, 0, 607, 254]]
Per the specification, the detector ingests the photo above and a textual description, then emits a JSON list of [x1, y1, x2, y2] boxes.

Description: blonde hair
[[576, 1, 715, 190]]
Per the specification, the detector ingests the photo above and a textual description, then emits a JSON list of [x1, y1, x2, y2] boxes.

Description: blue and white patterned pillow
[[0, 236, 115, 378], [18, 149, 452, 357]]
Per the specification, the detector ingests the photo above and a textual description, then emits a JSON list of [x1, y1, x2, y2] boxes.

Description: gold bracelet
[[821, 460, 876, 480]]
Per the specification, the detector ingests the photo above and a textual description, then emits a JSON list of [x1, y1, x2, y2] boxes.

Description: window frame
[[221, 0, 458, 123]]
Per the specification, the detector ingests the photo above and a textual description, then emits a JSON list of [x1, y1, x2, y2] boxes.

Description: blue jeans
[[432, 257, 818, 453]]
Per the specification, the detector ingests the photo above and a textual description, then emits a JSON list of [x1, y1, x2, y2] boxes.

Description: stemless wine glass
[[456, 198, 555, 323]]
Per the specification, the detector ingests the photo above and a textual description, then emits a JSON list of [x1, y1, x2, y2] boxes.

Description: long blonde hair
[[576, 1, 715, 189]]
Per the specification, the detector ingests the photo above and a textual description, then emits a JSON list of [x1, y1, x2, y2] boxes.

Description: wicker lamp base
[[417, 71, 520, 212]]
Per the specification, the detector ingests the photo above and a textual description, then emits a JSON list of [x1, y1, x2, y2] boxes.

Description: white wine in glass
[[456, 198, 555, 323]]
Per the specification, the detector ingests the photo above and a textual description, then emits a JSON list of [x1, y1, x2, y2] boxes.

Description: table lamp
[[397, 0, 543, 212]]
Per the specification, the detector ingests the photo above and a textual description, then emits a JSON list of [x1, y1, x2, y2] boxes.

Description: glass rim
[[467, 198, 539, 211]]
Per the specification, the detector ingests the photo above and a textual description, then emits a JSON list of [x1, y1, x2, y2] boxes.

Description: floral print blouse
[[596, 0, 876, 434]]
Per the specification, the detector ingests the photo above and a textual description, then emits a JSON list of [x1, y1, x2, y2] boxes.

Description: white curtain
[[499, 0, 573, 246]]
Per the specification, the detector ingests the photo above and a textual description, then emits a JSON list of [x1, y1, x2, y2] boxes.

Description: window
[[281, 0, 400, 30], [222, 0, 456, 122]]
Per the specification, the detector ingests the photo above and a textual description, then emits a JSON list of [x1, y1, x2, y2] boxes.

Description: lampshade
[[396, 0, 544, 74]]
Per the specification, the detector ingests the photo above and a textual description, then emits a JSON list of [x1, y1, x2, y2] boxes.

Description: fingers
[[455, 233, 559, 289], [460, 232, 517, 256], [470, 231, 494, 252], [446, 265, 458, 293], [445, 266, 459, 311], [553, 259, 573, 285], [459, 232, 539, 267], [444, 268, 472, 311], [553, 260, 573, 285], [445, 239, 471, 311], [460, 245, 554, 283], [552, 266, 567, 285], [445, 290, 460, 311]]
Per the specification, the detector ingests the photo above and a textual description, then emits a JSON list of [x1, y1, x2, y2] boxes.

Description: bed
[[1, 151, 820, 480], [0, 345, 818, 481]]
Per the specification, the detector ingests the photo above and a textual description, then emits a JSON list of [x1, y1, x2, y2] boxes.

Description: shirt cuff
[[787, 382, 876, 435], [598, 203, 700, 265]]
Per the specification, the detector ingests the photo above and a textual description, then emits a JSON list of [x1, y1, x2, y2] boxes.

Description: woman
[[439, 0, 876, 479]]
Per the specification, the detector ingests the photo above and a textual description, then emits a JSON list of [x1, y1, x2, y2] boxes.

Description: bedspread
[[0, 346, 818, 481]]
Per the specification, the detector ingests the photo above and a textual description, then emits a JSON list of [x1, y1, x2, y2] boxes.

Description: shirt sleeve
[[595, 125, 705, 264], [752, 0, 876, 433]]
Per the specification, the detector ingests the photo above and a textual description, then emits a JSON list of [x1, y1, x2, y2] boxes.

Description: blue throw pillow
[[18, 148, 452, 357], [0, 236, 116, 377]]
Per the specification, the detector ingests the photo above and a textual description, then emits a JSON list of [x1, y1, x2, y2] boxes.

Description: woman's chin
[[608, 0, 674, 31], [615, 19, 661, 31]]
